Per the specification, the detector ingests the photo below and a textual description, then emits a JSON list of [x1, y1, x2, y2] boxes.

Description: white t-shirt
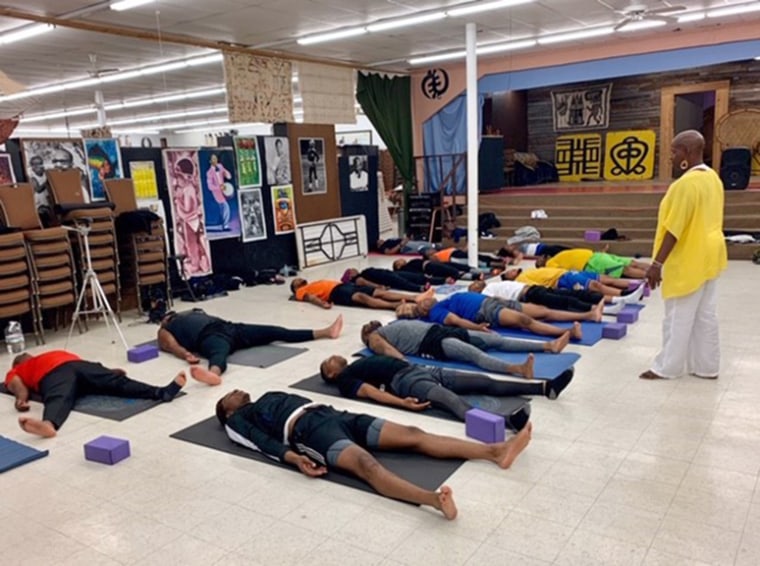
[[482, 280, 526, 301]]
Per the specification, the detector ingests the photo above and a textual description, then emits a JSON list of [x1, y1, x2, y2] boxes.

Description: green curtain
[[356, 72, 415, 189]]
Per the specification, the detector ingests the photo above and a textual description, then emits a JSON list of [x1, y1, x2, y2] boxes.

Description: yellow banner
[[555, 134, 602, 182], [604, 130, 656, 181]]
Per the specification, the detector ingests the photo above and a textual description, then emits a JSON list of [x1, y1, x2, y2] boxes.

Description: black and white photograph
[[298, 137, 326, 195], [20, 138, 91, 221], [348, 154, 369, 192], [264, 136, 291, 185], [239, 187, 267, 242]]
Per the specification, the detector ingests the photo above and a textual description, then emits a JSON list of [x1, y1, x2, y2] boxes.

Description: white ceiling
[[0, 0, 757, 133]]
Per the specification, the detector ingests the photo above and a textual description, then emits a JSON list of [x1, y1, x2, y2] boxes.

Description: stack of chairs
[[46, 169, 122, 322], [104, 178, 171, 315], [0, 227, 41, 346], [0, 185, 78, 338]]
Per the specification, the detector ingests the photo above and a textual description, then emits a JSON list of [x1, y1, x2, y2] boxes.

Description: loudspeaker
[[720, 147, 751, 190]]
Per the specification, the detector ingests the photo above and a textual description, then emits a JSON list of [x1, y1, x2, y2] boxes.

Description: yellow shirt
[[654, 167, 727, 299], [546, 249, 594, 271], [516, 268, 566, 287]]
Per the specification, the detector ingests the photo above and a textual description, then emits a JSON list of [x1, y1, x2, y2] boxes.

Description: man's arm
[[443, 312, 490, 331], [355, 276, 383, 289], [157, 328, 200, 363], [367, 333, 406, 360], [303, 293, 332, 309], [356, 383, 430, 411], [6, 375, 31, 412], [283, 450, 327, 477]]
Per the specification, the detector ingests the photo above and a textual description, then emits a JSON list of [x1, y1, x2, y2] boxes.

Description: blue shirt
[[426, 292, 486, 324]]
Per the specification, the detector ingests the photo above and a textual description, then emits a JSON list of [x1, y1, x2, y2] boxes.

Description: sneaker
[[603, 302, 624, 315]]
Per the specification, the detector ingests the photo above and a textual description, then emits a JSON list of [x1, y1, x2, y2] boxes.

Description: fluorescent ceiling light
[[707, 3, 760, 18], [538, 26, 614, 45], [104, 106, 227, 127], [167, 118, 231, 132], [21, 108, 97, 123], [0, 24, 53, 45], [677, 12, 706, 23], [111, 128, 160, 135], [447, 0, 533, 17], [617, 20, 668, 32], [409, 50, 468, 65], [297, 27, 366, 45], [367, 12, 447, 32], [477, 38, 536, 55], [110, 0, 155, 11]]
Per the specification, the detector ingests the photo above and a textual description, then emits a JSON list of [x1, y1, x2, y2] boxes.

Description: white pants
[[651, 278, 720, 379]]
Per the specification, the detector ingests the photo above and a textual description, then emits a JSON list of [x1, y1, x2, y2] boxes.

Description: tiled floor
[[2, 256, 759, 565]]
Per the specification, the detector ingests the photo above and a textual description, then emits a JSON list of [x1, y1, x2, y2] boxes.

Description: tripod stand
[[64, 219, 129, 351]]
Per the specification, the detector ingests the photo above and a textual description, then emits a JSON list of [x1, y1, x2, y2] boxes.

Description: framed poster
[[264, 136, 291, 185], [271, 184, 296, 235], [298, 137, 326, 195], [239, 187, 267, 242], [84, 138, 123, 201], [234, 136, 261, 187], [163, 149, 212, 277], [129, 160, 159, 200], [198, 148, 241, 241], [348, 154, 369, 192], [0, 153, 15, 184]]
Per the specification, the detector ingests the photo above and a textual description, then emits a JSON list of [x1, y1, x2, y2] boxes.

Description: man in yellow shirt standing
[[640, 130, 727, 380]]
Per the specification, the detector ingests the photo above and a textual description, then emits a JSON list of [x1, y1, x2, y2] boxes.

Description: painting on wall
[[239, 187, 267, 242], [348, 154, 369, 192], [603, 130, 656, 181], [264, 136, 291, 185], [555, 133, 603, 182], [271, 184, 296, 235], [234, 136, 261, 187], [551, 83, 612, 132], [298, 137, 326, 195], [129, 160, 159, 200], [198, 148, 241, 241], [84, 138, 123, 201], [163, 149, 212, 277]]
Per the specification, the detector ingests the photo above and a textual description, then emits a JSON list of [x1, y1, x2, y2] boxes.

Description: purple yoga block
[[643, 285, 651, 298], [617, 306, 640, 324], [465, 408, 505, 443], [584, 230, 601, 242], [84, 435, 130, 465], [602, 322, 627, 339], [127, 344, 159, 363]]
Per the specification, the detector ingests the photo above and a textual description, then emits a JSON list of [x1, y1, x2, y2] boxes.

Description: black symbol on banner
[[421, 68, 449, 99], [610, 136, 649, 176], [556, 136, 602, 178]]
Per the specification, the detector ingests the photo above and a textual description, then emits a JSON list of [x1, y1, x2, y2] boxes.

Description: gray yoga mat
[[289, 373, 531, 425], [170, 416, 464, 498], [0, 384, 185, 422], [137, 340, 307, 368]]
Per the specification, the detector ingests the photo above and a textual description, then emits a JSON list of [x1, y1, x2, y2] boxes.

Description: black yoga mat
[[138, 340, 307, 368]]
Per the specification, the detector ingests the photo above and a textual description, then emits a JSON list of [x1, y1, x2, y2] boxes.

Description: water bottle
[[4, 321, 25, 355]]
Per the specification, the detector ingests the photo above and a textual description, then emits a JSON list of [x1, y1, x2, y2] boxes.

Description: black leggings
[[360, 270, 424, 292], [39, 361, 164, 429], [199, 323, 314, 372], [522, 286, 602, 312]]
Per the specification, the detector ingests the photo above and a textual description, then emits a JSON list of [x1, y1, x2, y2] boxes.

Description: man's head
[[361, 320, 382, 345], [468, 280, 486, 293], [420, 247, 435, 260], [158, 310, 177, 328], [12, 353, 31, 367], [671, 129, 705, 176], [376, 238, 385, 249], [392, 258, 407, 271], [210, 154, 218, 166], [352, 157, 362, 171], [535, 256, 548, 268], [274, 138, 284, 155], [319, 355, 349, 382], [290, 277, 307, 295], [30, 156, 44, 174], [215, 389, 251, 425], [341, 268, 359, 284], [51, 148, 73, 169], [502, 267, 522, 281]]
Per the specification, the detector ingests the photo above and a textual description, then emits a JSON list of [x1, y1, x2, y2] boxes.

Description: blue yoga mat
[[494, 321, 604, 346], [355, 348, 579, 381], [0, 435, 49, 473], [435, 284, 467, 295]]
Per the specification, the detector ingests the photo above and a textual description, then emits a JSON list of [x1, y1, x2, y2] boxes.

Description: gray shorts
[[390, 365, 445, 400], [476, 296, 522, 325]]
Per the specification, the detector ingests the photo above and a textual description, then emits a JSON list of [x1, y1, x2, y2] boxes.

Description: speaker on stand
[[720, 147, 751, 190]]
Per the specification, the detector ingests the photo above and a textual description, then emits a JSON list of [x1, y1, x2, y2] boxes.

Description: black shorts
[[290, 406, 384, 467], [329, 283, 376, 306]]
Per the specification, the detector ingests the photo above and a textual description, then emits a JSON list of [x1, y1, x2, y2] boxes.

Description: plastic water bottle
[[4, 321, 25, 355]]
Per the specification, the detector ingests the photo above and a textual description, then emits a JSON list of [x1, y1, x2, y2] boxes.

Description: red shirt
[[5, 350, 81, 391]]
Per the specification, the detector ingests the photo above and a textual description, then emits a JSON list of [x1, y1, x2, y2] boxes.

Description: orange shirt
[[433, 248, 455, 262], [295, 280, 341, 302], [5, 350, 81, 391]]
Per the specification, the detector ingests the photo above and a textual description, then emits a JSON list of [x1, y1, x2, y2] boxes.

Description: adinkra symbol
[[421, 68, 450, 100], [610, 136, 649, 176]]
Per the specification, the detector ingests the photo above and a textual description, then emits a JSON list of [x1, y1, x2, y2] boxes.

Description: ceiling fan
[[614, 2, 687, 31]]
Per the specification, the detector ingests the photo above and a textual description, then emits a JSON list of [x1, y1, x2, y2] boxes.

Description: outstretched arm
[[157, 328, 200, 363], [6, 375, 30, 412], [304, 293, 332, 309], [355, 276, 383, 289], [356, 383, 430, 411], [367, 333, 406, 360], [284, 450, 327, 477], [443, 312, 490, 331]]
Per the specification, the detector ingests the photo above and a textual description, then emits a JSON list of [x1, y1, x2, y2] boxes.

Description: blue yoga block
[[617, 306, 640, 324], [602, 323, 627, 339], [84, 435, 130, 465], [465, 408, 505, 443], [127, 344, 159, 363]]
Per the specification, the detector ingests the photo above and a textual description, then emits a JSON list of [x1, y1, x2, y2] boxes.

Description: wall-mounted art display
[[0, 153, 15, 184], [299, 137, 326, 195], [603, 130, 656, 181], [551, 83, 612, 132], [129, 160, 159, 200], [555, 133, 603, 182], [20, 138, 90, 213], [198, 148, 241, 241], [271, 184, 296, 235], [239, 187, 267, 242], [84, 138, 123, 200], [348, 154, 369, 192], [234, 136, 261, 187], [163, 149, 212, 277], [264, 136, 291, 185]]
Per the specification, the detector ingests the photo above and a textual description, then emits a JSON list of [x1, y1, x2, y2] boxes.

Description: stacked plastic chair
[[46, 169, 121, 322], [0, 225, 41, 345], [0, 185, 78, 339], [104, 178, 171, 315]]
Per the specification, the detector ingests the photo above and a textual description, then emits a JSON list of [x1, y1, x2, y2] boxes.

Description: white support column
[[465, 22, 479, 267]]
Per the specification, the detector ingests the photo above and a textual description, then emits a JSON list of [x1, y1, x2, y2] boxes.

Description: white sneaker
[[624, 283, 646, 303], [603, 302, 624, 315]]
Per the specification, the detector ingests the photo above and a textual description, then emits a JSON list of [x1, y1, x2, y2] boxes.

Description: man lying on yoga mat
[[376, 236, 437, 255], [320, 354, 574, 429], [537, 248, 651, 279], [396, 292, 593, 339], [341, 267, 453, 293], [361, 320, 570, 374], [392, 258, 484, 281], [159, 308, 343, 385], [503, 267, 646, 300], [216, 389, 532, 520], [290, 278, 434, 311], [5, 350, 186, 438], [422, 246, 506, 271]]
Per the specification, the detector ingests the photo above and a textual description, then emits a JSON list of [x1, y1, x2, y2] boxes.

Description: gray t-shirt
[[376, 320, 432, 354]]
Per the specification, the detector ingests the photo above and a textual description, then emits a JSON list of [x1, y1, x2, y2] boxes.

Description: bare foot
[[325, 315, 343, 339], [415, 288, 435, 303], [435, 485, 458, 520], [445, 277, 456, 285], [571, 321, 583, 341], [189, 366, 222, 386], [19, 417, 56, 438], [174, 372, 187, 388], [546, 331, 570, 353], [592, 299, 604, 323], [497, 422, 532, 469], [639, 370, 667, 380], [513, 353, 534, 379]]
